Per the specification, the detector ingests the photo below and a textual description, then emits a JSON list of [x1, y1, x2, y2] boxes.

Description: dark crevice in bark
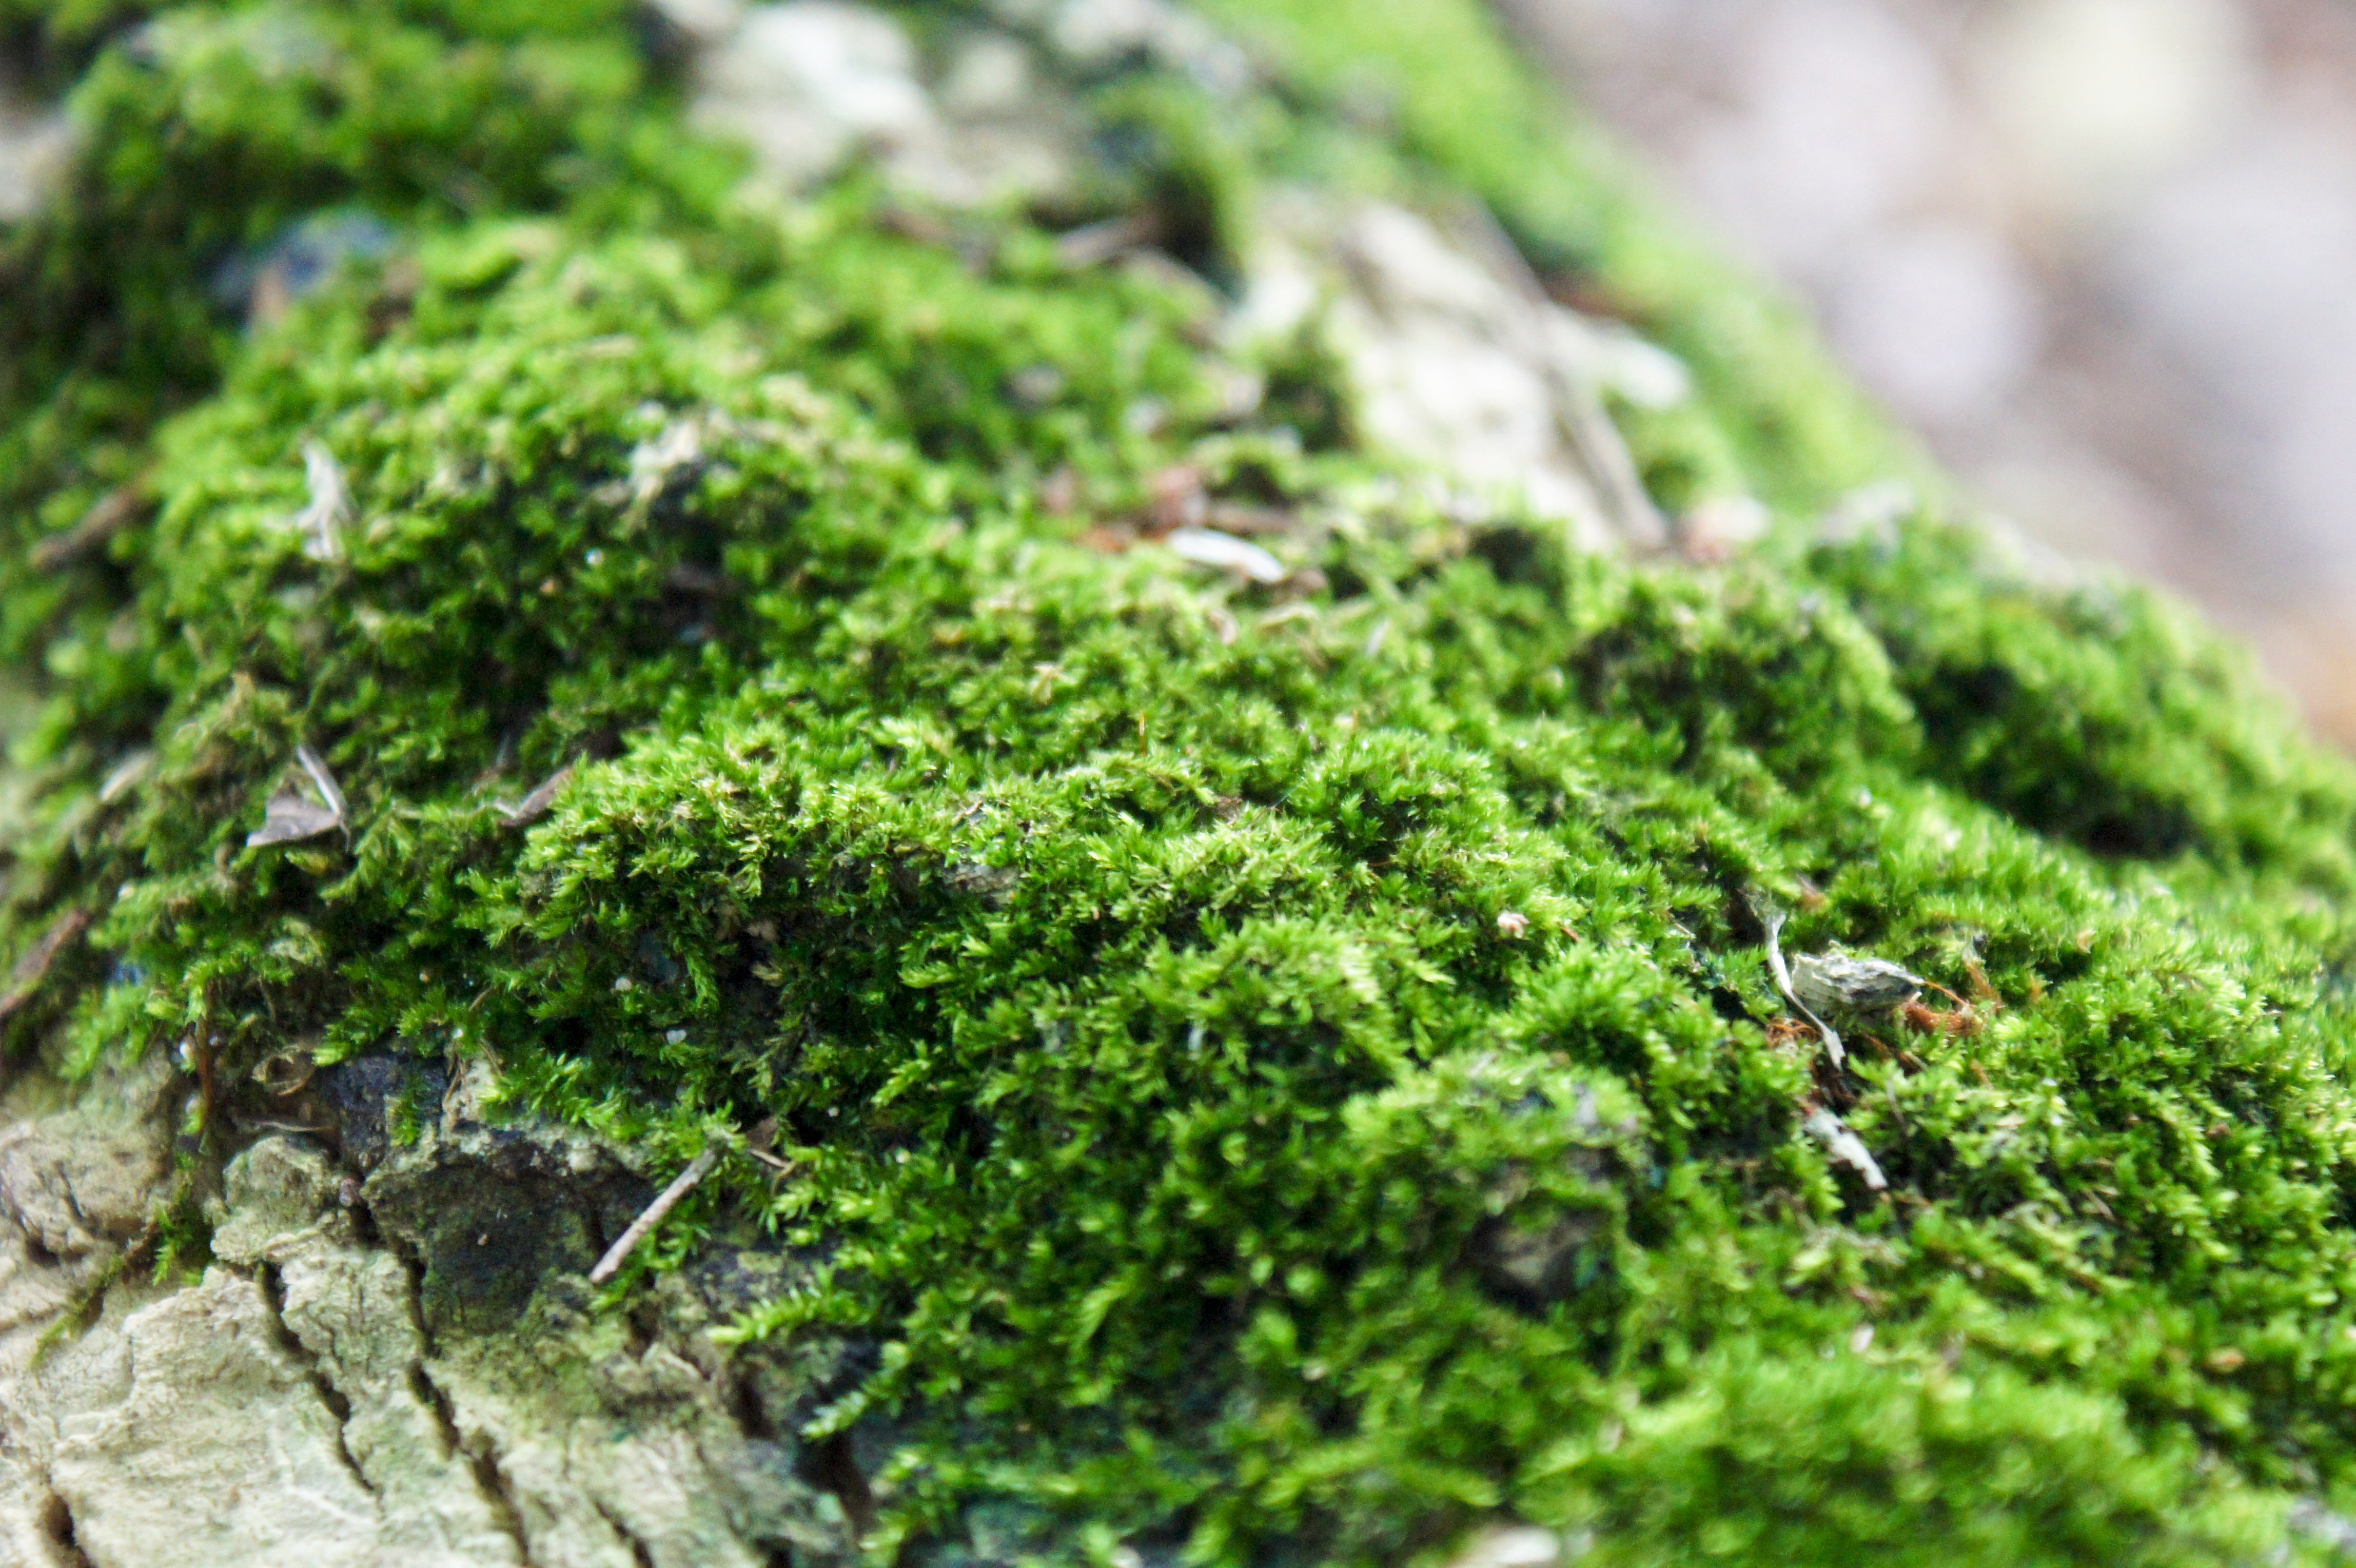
[[382, 1232, 539, 1567], [55, 1175, 95, 1238], [730, 1366, 778, 1442], [465, 1432, 542, 1568], [382, 1226, 442, 1359], [809, 1429, 879, 1545], [592, 1497, 658, 1568], [623, 1298, 659, 1359], [256, 1261, 376, 1500], [344, 1189, 382, 1247], [40, 1488, 96, 1568], [582, 1198, 611, 1259], [410, 1360, 465, 1463]]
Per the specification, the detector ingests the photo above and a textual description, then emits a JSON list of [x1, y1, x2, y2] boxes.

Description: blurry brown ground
[[1503, 0, 2356, 744]]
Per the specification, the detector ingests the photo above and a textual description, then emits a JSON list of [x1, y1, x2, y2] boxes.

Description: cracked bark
[[257, 1259, 378, 1502], [379, 1190, 548, 1562], [465, 1433, 541, 1568], [809, 1429, 881, 1544], [592, 1496, 661, 1568], [40, 1489, 96, 1568], [2, 1102, 858, 1567], [409, 1360, 465, 1461]]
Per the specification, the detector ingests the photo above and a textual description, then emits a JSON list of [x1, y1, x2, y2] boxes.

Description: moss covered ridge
[[8, 2, 2356, 1564]]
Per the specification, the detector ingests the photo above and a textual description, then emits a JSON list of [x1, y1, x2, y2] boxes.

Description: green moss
[[7, 3, 2356, 1566], [1087, 76, 1258, 289], [0, 0, 731, 596]]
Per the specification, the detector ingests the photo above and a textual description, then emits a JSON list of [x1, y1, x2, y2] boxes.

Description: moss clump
[[0, 0, 724, 598], [8, 3, 2356, 1565]]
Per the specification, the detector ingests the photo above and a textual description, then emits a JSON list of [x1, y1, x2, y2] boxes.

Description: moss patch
[[8, 3, 2356, 1565]]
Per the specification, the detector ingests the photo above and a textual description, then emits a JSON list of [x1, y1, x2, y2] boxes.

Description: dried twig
[[1903, 980, 1986, 1038], [296, 744, 347, 822], [499, 761, 575, 829], [1167, 527, 1287, 584], [1802, 1106, 1887, 1191], [589, 1141, 723, 1285], [99, 749, 153, 805], [1055, 211, 1159, 269], [29, 485, 150, 573], [0, 909, 92, 1025]]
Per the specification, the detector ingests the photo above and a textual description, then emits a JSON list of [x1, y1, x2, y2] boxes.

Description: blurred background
[[8, 1, 2355, 740], [1502, 0, 2356, 743]]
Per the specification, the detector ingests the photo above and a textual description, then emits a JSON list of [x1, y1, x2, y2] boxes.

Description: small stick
[[590, 1142, 722, 1285], [1055, 210, 1159, 269], [29, 484, 149, 573], [1802, 1107, 1888, 1191], [498, 761, 575, 828], [0, 909, 92, 1025]]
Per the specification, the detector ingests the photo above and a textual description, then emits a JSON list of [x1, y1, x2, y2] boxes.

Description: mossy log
[[6, 3, 2356, 1566]]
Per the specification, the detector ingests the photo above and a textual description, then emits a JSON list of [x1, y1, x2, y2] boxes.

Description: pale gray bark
[[0, 1055, 868, 1568]]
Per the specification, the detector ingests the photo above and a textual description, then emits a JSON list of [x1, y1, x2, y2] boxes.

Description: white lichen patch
[[992, 0, 1255, 91]]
